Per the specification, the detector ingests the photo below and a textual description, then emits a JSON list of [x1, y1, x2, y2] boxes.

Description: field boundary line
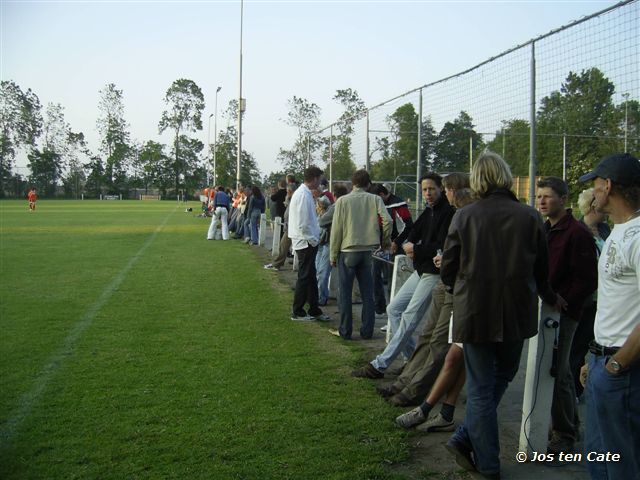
[[0, 207, 176, 447]]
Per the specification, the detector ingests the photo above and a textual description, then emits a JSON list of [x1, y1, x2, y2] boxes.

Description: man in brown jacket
[[441, 152, 560, 480]]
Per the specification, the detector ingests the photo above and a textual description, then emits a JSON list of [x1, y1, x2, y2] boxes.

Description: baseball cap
[[579, 153, 640, 185]]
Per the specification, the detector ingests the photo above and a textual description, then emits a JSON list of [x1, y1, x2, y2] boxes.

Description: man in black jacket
[[352, 173, 455, 379]]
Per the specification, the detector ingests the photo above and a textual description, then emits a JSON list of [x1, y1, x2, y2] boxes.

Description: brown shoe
[[388, 391, 420, 407], [376, 383, 401, 398], [351, 363, 384, 379]]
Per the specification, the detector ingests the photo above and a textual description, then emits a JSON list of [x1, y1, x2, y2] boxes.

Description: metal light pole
[[214, 86, 221, 186], [623, 92, 630, 153], [236, 0, 244, 191], [208, 113, 213, 185]]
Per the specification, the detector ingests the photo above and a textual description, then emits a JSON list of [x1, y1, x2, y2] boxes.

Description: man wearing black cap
[[579, 152, 640, 480]]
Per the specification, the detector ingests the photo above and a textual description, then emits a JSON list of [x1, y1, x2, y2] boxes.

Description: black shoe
[[387, 391, 420, 407], [376, 384, 400, 398], [351, 363, 384, 379], [444, 437, 476, 472]]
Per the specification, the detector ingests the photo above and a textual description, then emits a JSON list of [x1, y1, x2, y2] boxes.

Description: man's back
[[330, 188, 390, 257]]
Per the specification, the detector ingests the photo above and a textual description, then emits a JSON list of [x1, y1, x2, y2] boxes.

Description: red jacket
[[544, 209, 598, 321]]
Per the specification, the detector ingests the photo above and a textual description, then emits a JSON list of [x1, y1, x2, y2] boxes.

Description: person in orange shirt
[[27, 187, 38, 212]]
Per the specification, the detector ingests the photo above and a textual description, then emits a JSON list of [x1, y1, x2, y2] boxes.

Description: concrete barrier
[[519, 301, 559, 454]]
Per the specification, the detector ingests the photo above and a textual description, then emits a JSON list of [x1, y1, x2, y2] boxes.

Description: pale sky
[[1, 0, 618, 177]]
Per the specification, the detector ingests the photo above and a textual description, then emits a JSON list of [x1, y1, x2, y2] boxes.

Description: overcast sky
[[2, 0, 616, 176]]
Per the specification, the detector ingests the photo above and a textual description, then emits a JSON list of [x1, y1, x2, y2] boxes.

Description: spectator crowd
[[204, 151, 640, 480]]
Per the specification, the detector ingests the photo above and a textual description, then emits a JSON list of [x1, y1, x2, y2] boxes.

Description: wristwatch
[[608, 358, 624, 374]]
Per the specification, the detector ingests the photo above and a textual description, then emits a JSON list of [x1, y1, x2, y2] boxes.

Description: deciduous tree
[[158, 79, 205, 194], [97, 83, 131, 193], [0, 80, 42, 197]]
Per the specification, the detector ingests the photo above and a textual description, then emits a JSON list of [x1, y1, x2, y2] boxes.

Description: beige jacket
[[330, 187, 392, 263]]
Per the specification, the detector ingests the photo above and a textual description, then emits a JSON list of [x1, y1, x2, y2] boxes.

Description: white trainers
[[264, 264, 279, 270], [395, 407, 426, 429], [415, 412, 455, 433]]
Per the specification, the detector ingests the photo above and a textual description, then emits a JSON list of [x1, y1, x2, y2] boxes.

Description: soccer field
[[0, 200, 408, 479]]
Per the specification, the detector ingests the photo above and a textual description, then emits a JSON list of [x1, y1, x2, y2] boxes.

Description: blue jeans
[[371, 271, 438, 371], [338, 251, 375, 339], [450, 340, 524, 475], [584, 353, 640, 479], [249, 209, 261, 244], [315, 243, 331, 305], [372, 258, 388, 314]]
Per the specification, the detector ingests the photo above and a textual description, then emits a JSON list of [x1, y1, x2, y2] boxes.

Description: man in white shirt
[[579, 152, 640, 480], [288, 166, 329, 321]]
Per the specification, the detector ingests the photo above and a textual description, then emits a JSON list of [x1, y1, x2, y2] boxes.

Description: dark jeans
[[551, 315, 579, 442], [570, 301, 596, 397], [585, 353, 640, 479], [372, 259, 389, 314], [292, 244, 320, 317], [338, 250, 374, 339], [450, 340, 524, 475]]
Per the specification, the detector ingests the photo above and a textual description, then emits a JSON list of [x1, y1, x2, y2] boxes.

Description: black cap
[[579, 153, 640, 185]]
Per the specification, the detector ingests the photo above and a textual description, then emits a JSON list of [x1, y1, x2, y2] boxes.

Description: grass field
[[0, 200, 412, 480]]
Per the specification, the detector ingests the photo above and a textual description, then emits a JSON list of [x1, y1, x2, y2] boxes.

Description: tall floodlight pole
[[623, 92, 630, 153], [236, 0, 244, 191], [208, 113, 213, 185], [214, 86, 221, 186]]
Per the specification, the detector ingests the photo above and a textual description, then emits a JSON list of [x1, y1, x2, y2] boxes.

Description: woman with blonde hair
[[441, 151, 559, 478]]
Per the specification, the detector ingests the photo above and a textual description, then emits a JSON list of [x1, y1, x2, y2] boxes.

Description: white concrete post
[[258, 213, 267, 246], [386, 255, 415, 343], [272, 217, 282, 256], [519, 300, 559, 454]]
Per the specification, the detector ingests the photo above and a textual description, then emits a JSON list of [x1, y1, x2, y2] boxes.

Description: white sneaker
[[380, 325, 388, 332], [395, 407, 426, 429], [415, 412, 455, 432]]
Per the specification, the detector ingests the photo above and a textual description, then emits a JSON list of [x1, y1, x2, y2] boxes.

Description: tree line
[[277, 68, 638, 201], [1, 68, 637, 200], [0, 79, 261, 199]]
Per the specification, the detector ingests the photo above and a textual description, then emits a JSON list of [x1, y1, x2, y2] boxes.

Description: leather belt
[[589, 340, 620, 357]]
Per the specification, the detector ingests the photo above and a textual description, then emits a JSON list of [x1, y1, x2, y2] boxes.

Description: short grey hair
[[470, 150, 513, 197]]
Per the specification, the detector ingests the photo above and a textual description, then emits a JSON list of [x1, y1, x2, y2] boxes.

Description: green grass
[[0, 200, 409, 479]]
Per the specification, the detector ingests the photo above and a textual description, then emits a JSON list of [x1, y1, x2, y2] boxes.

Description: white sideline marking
[[0, 210, 174, 446]]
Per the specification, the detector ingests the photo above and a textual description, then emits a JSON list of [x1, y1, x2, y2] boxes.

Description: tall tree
[[0, 80, 42, 197], [486, 119, 531, 176], [432, 110, 483, 172], [330, 88, 366, 178], [84, 156, 105, 198], [371, 103, 421, 180], [213, 100, 260, 188], [27, 148, 60, 197], [537, 68, 618, 191], [419, 116, 438, 174], [97, 83, 131, 193], [158, 79, 205, 194], [171, 135, 204, 194], [280, 96, 321, 177], [137, 140, 171, 195]]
